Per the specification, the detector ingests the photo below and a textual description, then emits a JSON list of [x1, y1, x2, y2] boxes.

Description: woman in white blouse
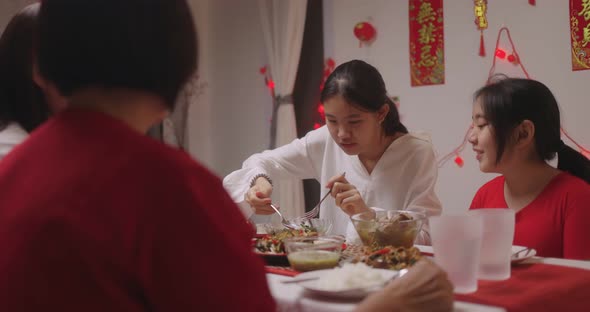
[[224, 60, 442, 243]]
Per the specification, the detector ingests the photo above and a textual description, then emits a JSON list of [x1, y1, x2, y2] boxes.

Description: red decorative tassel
[[529, 0, 535, 5], [479, 31, 486, 57]]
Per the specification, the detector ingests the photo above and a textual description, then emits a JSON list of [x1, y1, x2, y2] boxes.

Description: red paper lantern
[[353, 22, 376, 44]]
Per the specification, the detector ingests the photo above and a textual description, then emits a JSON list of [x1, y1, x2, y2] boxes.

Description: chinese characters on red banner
[[570, 0, 590, 70], [409, 0, 444, 86]]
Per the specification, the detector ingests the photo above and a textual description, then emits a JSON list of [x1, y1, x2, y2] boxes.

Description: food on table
[[352, 211, 424, 249], [374, 213, 419, 248], [357, 245, 422, 270], [287, 250, 341, 272], [254, 226, 319, 254]]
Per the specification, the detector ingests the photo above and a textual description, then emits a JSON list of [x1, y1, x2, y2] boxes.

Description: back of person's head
[[37, 0, 198, 110], [475, 78, 590, 183], [0, 3, 50, 132], [320, 60, 407, 135]]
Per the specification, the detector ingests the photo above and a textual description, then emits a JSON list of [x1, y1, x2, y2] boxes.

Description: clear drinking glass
[[430, 214, 483, 294], [470, 208, 515, 280]]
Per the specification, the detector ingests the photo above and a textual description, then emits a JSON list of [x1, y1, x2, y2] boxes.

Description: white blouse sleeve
[[223, 127, 327, 218], [403, 136, 442, 245]]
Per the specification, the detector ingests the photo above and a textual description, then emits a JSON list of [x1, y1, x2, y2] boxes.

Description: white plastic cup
[[430, 214, 483, 294], [470, 209, 515, 280]]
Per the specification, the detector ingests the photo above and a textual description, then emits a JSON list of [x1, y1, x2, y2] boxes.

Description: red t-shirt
[[470, 172, 590, 260], [0, 109, 275, 311]]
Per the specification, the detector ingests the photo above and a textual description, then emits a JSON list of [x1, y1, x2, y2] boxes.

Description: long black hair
[[0, 3, 50, 132], [475, 78, 590, 183], [320, 60, 407, 135]]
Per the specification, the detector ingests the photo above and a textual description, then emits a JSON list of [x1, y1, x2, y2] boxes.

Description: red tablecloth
[[455, 263, 590, 312]]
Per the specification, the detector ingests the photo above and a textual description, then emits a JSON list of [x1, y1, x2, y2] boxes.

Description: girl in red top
[[469, 78, 590, 260]]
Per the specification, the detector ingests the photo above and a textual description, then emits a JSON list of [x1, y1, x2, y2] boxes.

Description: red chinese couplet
[[570, 0, 590, 71], [409, 0, 445, 86]]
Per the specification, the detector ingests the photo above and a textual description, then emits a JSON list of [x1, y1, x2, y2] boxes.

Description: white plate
[[296, 268, 399, 299], [511, 245, 536, 263]]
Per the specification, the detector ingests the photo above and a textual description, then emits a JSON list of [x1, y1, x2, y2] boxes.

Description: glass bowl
[[284, 235, 344, 272], [351, 209, 426, 249]]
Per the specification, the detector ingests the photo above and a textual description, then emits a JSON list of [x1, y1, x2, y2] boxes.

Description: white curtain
[[257, 0, 307, 219]]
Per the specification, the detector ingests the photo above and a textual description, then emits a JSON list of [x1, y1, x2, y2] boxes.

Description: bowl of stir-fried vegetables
[[254, 218, 333, 255], [360, 246, 423, 270]]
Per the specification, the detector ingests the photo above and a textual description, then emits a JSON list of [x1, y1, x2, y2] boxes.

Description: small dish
[[296, 267, 399, 299], [284, 236, 344, 272], [511, 245, 536, 263]]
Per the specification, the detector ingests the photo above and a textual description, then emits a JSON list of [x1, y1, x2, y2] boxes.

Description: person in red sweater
[[469, 78, 590, 260], [0, 0, 454, 311]]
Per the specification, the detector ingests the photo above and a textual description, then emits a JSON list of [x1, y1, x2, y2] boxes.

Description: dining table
[[264, 245, 590, 312]]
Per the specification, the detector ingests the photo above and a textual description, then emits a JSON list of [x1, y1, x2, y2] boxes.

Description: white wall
[[322, 0, 590, 213], [186, 0, 213, 168], [189, 0, 272, 176]]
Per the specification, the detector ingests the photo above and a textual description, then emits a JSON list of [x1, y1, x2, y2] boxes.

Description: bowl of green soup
[[284, 235, 344, 272]]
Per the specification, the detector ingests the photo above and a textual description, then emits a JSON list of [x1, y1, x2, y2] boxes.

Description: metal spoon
[[269, 204, 299, 230]]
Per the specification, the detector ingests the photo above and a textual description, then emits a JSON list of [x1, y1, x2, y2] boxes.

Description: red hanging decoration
[[353, 22, 377, 47], [495, 49, 507, 59], [529, 0, 536, 5], [506, 54, 518, 64], [474, 0, 488, 57], [409, 0, 445, 87], [314, 58, 336, 129], [479, 31, 486, 56], [454, 155, 465, 168], [266, 79, 275, 90], [437, 125, 472, 168], [486, 27, 531, 82], [570, 0, 590, 71], [258, 64, 276, 99]]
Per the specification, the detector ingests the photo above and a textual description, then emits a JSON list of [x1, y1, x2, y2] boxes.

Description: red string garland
[[439, 26, 589, 168]]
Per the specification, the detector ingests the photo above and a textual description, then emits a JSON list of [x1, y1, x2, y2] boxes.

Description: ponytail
[[557, 143, 590, 184], [383, 97, 408, 135]]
